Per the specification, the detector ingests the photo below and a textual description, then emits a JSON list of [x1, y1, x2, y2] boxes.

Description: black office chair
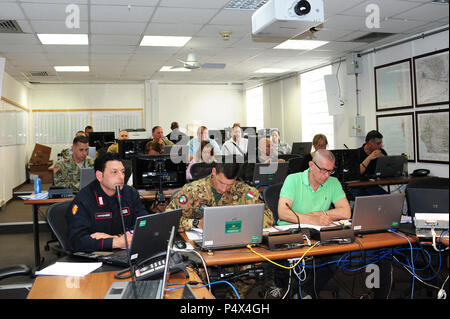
[[278, 154, 301, 162], [46, 200, 73, 256], [262, 182, 283, 223], [286, 156, 305, 174], [190, 162, 215, 181], [0, 265, 31, 281]]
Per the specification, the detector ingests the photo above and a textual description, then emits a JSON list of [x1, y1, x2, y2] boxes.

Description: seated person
[[257, 137, 285, 163], [53, 135, 95, 191], [352, 130, 388, 197], [222, 123, 248, 156], [60, 130, 86, 159], [271, 129, 291, 155], [277, 149, 351, 298], [165, 162, 273, 232], [107, 129, 129, 153], [186, 140, 216, 181], [151, 126, 174, 146], [188, 125, 222, 159], [166, 121, 189, 145], [300, 133, 328, 172], [66, 152, 148, 252], [145, 140, 165, 155]]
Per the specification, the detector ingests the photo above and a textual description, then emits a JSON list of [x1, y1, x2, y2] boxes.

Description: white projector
[[252, 0, 324, 38]]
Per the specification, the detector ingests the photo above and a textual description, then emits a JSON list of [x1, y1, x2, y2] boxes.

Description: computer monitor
[[132, 154, 187, 189], [88, 132, 115, 150], [118, 139, 150, 160], [330, 149, 361, 182], [163, 145, 190, 164], [209, 129, 225, 145], [291, 142, 312, 156]]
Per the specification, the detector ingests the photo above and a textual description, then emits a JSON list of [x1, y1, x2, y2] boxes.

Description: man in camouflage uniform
[[166, 162, 273, 232], [53, 135, 95, 192], [107, 129, 129, 153]]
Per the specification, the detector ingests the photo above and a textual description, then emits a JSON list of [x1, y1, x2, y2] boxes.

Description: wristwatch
[[192, 218, 199, 228]]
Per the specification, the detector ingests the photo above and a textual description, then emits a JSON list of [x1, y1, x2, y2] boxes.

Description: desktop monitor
[[209, 130, 225, 145], [291, 142, 313, 156], [118, 139, 150, 160], [88, 132, 115, 150], [163, 145, 190, 164], [132, 154, 187, 189], [330, 149, 361, 182]]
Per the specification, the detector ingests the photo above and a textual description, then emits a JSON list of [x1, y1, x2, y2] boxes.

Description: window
[[300, 65, 334, 150], [246, 86, 264, 130]]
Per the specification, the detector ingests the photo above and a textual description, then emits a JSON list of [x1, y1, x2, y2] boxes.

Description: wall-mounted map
[[413, 49, 449, 107], [416, 109, 449, 164]]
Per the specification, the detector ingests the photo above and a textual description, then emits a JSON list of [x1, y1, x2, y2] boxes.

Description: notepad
[[35, 262, 102, 277]]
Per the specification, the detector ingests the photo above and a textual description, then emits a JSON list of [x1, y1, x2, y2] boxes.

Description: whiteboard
[[0, 98, 28, 146]]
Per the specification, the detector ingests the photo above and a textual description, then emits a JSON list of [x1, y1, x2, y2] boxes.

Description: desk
[[23, 188, 180, 270], [27, 267, 214, 299], [182, 232, 418, 267]]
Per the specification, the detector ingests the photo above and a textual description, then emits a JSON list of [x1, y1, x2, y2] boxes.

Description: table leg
[[32, 204, 41, 270]]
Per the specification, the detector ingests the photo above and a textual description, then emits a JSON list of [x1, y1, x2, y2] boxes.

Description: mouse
[[174, 240, 187, 249]]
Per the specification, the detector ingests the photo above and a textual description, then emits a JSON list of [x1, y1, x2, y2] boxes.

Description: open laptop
[[104, 226, 176, 299], [80, 167, 96, 190], [77, 209, 182, 267], [406, 188, 448, 218], [252, 162, 289, 186], [195, 203, 265, 250], [291, 142, 312, 156], [374, 155, 406, 178], [351, 193, 405, 234]]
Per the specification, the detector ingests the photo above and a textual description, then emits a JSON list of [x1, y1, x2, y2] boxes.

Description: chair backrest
[[278, 154, 301, 162], [46, 200, 72, 254], [263, 182, 283, 223], [287, 156, 305, 174], [190, 162, 215, 181]]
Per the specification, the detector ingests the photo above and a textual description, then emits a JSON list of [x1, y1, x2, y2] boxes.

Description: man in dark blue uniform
[[66, 152, 148, 252]]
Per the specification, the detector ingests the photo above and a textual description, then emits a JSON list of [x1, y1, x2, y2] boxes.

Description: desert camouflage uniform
[[53, 155, 95, 191], [107, 143, 119, 153], [165, 175, 274, 232]]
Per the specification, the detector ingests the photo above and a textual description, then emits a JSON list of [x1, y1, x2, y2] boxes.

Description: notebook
[[104, 226, 176, 299], [351, 193, 405, 234], [406, 188, 448, 218], [92, 209, 182, 267], [195, 203, 265, 250], [291, 142, 312, 156], [80, 167, 96, 190], [374, 155, 406, 178], [252, 162, 289, 186]]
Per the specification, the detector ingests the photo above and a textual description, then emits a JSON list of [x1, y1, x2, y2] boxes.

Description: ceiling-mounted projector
[[251, 0, 324, 37]]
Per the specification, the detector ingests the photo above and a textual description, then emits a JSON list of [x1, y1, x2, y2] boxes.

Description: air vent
[[0, 20, 23, 33], [226, 0, 268, 10], [351, 32, 395, 43], [24, 71, 49, 77]]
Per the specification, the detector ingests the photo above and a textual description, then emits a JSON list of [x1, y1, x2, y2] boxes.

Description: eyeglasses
[[313, 161, 335, 175]]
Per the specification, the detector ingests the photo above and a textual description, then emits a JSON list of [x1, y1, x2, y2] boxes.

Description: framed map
[[375, 59, 413, 111], [415, 109, 449, 164], [413, 49, 449, 107], [376, 112, 415, 161]]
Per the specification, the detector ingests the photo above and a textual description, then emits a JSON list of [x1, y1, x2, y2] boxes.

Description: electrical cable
[[167, 280, 241, 299]]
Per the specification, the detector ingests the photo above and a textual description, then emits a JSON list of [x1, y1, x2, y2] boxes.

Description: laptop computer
[[80, 167, 96, 190], [94, 209, 182, 267], [195, 203, 265, 250], [291, 142, 312, 156], [374, 155, 406, 178], [351, 193, 405, 234], [104, 226, 176, 299], [252, 162, 289, 186], [406, 188, 448, 218]]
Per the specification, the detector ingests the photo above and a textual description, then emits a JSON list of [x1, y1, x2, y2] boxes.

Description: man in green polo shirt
[[278, 149, 351, 226], [274, 149, 351, 299]]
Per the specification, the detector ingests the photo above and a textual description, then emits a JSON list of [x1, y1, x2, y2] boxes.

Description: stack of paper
[[35, 262, 102, 277]]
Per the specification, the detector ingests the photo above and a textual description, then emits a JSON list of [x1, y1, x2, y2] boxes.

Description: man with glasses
[[275, 149, 351, 299], [277, 149, 351, 226]]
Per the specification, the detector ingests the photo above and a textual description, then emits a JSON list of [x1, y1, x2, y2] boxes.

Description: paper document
[[35, 262, 102, 277], [19, 192, 49, 200]]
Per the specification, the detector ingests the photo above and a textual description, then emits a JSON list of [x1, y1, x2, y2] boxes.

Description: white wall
[[337, 28, 449, 178], [157, 83, 245, 136], [0, 72, 30, 204]]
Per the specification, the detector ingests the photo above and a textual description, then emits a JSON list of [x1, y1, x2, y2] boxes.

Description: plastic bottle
[[34, 177, 41, 194]]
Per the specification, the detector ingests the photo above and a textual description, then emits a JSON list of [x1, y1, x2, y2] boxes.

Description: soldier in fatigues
[[53, 135, 94, 192], [165, 162, 274, 299]]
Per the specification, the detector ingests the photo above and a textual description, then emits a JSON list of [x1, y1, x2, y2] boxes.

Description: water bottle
[[34, 177, 41, 194]]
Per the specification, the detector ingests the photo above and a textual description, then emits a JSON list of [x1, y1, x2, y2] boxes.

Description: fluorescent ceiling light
[[254, 68, 287, 74], [274, 39, 328, 50], [226, 0, 268, 10], [159, 66, 191, 72], [37, 34, 88, 45], [140, 36, 192, 47], [54, 66, 90, 72]]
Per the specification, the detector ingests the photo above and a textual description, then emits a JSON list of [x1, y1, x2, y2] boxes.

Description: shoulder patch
[[178, 194, 188, 204], [246, 191, 255, 199], [72, 204, 78, 215]]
